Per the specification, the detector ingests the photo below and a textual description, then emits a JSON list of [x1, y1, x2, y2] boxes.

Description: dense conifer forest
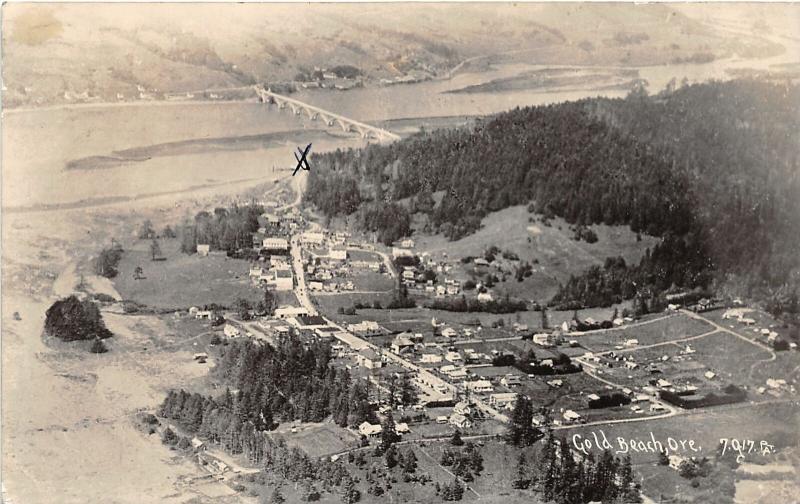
[[306, 80, 799, 318]]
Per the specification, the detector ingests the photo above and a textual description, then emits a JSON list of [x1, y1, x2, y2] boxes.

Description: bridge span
[[254, 87, 400, 142]]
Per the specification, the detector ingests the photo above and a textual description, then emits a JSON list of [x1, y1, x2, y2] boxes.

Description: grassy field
[[114, 237, 264, 310], [413, 205, 659, 301], [577, 313, 715, 353], [268, 422, 361, 458]]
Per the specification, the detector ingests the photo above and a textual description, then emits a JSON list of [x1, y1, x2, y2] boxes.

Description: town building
[[357, 348, 383, 369], [347, 321, 386, 337]]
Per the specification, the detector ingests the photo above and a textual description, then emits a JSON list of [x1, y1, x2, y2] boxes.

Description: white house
[[359, 421, 382, 438], [262, 237, 289, 251], [223, 324, 241, 338], [441, 327, 458, 338], [477, 292, 493, 302], [357, 348, 383, 369], [301, 232, 325, 245], [391, 334, 415, 354], [420, 353, 443, 364], [275, 306, 309, 319], [489, 392, 518, 409], [453, 401, 472, 416], [347, 321, 385, 337], [563, 410, 581, 422], [392, 247, 414, 259], [309, 281, 324, 291], [445, 351, 463, 364], [197, 244, 210, 256], [465, 380, 494, 394], [501, 375, 522, 387], [449, 413, 472, 429]]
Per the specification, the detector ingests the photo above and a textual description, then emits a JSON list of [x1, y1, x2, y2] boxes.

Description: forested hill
[[306, 80, 799, 315]]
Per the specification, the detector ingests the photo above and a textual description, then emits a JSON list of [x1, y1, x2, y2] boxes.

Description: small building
[[197, 244, 211, 256], [449, 413, 472, 429], [223, 324, 241, 338], [191, 437, 206, 450], [359, 421, 382, 438], [547, 379, 563, 388], [477, 292, 493, 302], [445, 351, 463, 364], [392, 247, 414, 259], [624, 339, 639, 347], [586, 393, 601, 402], [704, 371, 716, 380], [420, 353, 443, 364], [193, 352, 209, 361], [309, 281, 324, 291], [301, 232, 325, 245], [465, 380, 494, 394], [357, 348, 383, 369], [195, 310, 213, 320], [441, 327, 458, 338], [563, 410, 581, 422], [262, 237, 289, 251], [532, 333, 560, 347], [501, 375, 522, 388], [274, 306, 309, 319], [453, 401, 472, 416], [489, 392, 518, 409], [347, 321, 386, 337], [473, 258, 489, 267], [391, 334, 415, 354], [395, 422, 410, 434]]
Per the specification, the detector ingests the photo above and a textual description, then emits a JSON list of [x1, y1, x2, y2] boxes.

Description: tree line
[[307, 80, 799, 321]]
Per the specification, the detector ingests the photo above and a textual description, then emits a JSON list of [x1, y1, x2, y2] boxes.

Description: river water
[[3, 42, 797, 211]]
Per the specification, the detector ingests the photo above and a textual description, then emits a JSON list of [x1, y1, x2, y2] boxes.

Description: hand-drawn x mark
[[293, 143, 312, 176]]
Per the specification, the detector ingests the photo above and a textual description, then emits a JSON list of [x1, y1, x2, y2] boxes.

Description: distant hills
[[1, 3, 787, 108]]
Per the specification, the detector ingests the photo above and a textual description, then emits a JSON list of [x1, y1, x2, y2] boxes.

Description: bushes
[[89, 338, 109, 354], [94, 246, 124, 278], [588, 393, 631, 409], [45, 295, 113, 342], [660, 385, 746, 409]]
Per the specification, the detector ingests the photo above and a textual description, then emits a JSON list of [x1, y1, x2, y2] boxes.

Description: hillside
[[306, 80, 800, 319], [2, 3, 786, 108]]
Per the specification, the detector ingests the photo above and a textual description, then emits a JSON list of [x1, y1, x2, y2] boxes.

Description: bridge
[[254, 87, 400, 142]]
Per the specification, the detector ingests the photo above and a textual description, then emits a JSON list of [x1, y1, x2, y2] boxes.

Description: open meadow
[[114, 237, 263, 310]]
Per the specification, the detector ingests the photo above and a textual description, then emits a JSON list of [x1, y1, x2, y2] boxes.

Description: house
[[441, 327, 458, 338], [489, 392, 518, 409], [563, 410, 581, 422], [473, 258, 489, 267], [262, 237, 289, 251], [477, 292, 493, 302], [395, 422, 410, 434], [668, 455, 685, 470], [223, 324, 241, 338], [633, 393, 650, 402], [309, 281, 324, 291], [466, 380, 494, 394], [445, 351, 463, 364], [447, 285, 460, 295], [650, 403, 668, 413], [540, 359, 554, 367], [197, 244, 211, 256], [449, 413, 472, 429], [532, 333, 560, 347], [269, 269, 294, 291], [195, 310, 213, 320], [391, 334, 415, 354], [547, 379, 563, 388], [392, 247, 414, 259], [347, 321, 386, 337], [329, 248, 347, 261], [357, 348, 383, 369], [301, 232, 325, 245], [191, 437, 205, 450], [249, 265, 265, 277], [657, 379, 673, 388], [193, 352, 209, 361], [420, 353, 443, 364], [453, 401, 472, 416], [704, 371, 716, 380], [359, 421, 383, 438], [586, 393, 601, 402], [624, 339, 639, 347], [624, 361, 639, 370], [501, 375, 522, 388], [436, 285, 447, 297], [436, 416, 449, 424], [402, 270, 416, 281]]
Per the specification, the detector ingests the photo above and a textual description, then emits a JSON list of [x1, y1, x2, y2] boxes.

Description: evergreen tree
[[511, 452, 530, 489], [505, 396, 540, 446], [450, 429, 464, 446]]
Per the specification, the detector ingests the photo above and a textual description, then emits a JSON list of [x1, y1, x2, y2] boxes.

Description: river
[[2, 38, 797, 212]]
